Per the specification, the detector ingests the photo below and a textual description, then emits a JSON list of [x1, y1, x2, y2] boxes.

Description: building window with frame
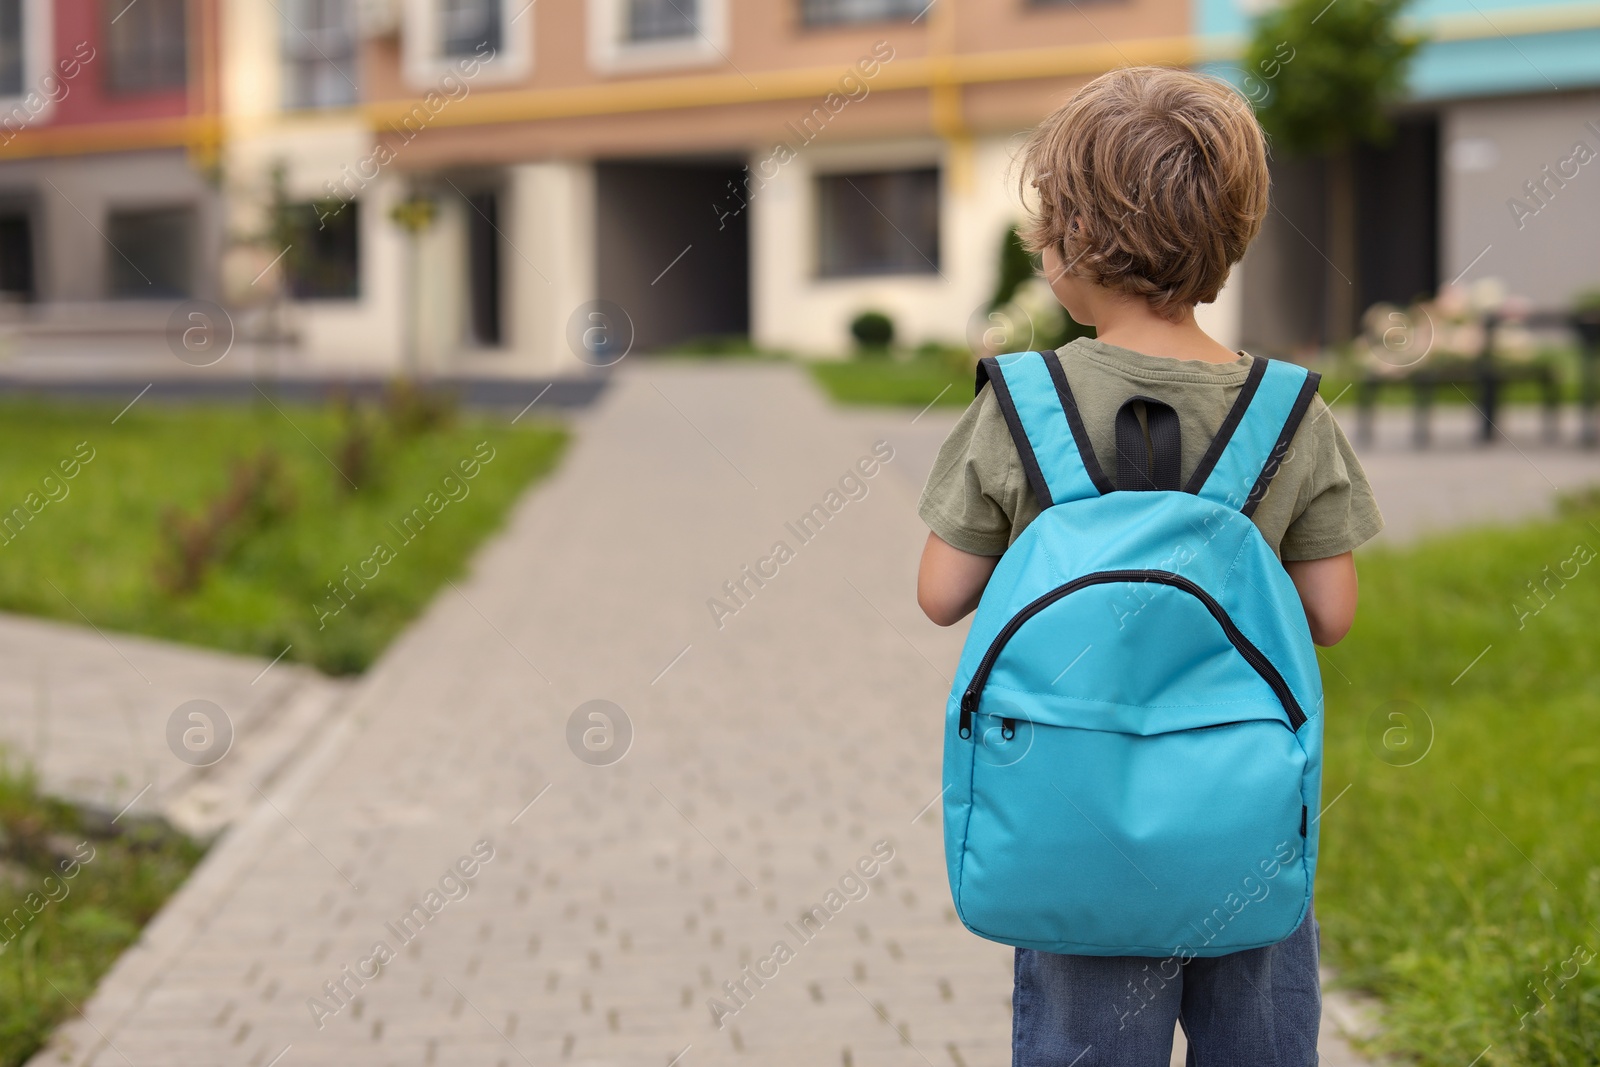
[[282, 0, 359, 109], [404, 0, 529, 88], [0, 208, 34, 300], [626, 0, 698, 42], [440, 0, 502, 56], [106, 205, 195, 298], [282, 201, 360, 300], [0, 0, 22, 97], [103, 0, 187, 94], [816, 168, 939, 277], [800, 0, 923, 27]]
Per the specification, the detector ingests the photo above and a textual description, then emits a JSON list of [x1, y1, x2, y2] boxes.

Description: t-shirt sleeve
[[917, 386, 1024, 557], [1278, 396, 1385, 561]]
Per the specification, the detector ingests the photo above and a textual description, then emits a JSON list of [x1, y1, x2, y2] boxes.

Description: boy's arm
[[918, 532, 1000, 626], [923, 526, 1358, 642], [1283, 552, 1358, 646]]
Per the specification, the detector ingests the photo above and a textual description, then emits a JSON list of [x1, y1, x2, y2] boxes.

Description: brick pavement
[[0, 612, 346, 837], [17, 363, 1464, 1067]]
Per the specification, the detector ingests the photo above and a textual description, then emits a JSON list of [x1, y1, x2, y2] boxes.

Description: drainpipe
[[928, 0, 972, 195]]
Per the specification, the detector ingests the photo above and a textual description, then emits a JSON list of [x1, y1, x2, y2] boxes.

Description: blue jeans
[[1012, 907, 1320, 1066]]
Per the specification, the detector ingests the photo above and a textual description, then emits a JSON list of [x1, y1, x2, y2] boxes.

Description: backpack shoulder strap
[[1187, 355, 1322, 516], [975, 350, 1113, 509]]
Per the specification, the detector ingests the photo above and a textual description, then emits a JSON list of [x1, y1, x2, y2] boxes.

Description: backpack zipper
[[958, 569, 1307, 738]]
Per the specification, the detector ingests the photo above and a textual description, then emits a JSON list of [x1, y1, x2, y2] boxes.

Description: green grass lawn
[[0, 767, 204, 1066], [0, 394, 567, 675], [808, 349, 976, 410], [1319, 495, 1600, 1065]]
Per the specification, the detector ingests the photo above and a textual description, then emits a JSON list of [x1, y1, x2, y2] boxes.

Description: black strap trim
[[1241, 370, 1322, 518], [1184, 355, 1268, 495], [1042, 349, 1115, 495], [977, 357, 1053, 511], [1115, 397, 1182, 491]]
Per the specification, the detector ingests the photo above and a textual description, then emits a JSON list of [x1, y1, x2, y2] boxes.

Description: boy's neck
[[1082, 298, 1241, 365]]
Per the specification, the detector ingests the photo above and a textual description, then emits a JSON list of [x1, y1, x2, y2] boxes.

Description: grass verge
[[0, 394, 567, 675], [1319, 496, 1600, 1065], [808, 349, 976, 409], [0, 765, 204, 1066]]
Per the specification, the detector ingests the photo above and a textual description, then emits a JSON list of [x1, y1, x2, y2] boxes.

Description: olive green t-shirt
[[918, 338, 1384, 560]]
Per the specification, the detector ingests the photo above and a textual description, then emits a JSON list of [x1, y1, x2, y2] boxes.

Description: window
[[800, 0, 923, 27], [440, 0, 501, 56], [404, 0, 529, 88], [0, 210, 33, 299], [626, 0, 697, 41], [106, 206, 194, 298], [282, 201, 360, 300], [589, 0, 722, 73], [0, 0, 21, 96], [281, 0, 358, 109], [104, 0, 186, 94], [816, 168, 939, 277]]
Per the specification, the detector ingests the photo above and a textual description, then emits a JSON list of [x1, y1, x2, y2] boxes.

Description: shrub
[[850, 311, 895, 355], [382, 378, 457, 438], [156, 450, 296, 595], [1571, 287, 1600, 316], [989, 225, 1036, 312]]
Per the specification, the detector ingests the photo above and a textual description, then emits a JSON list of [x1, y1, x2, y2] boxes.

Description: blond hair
[[1017, 66, 1269, 320]]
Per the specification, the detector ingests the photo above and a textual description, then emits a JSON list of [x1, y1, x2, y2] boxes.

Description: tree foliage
[[1245, 0, 1423, 157]]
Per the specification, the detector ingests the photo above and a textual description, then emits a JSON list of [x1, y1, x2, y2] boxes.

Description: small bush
[[850, 311, 895, 355], [156, 450, 296, 595], [382, 379, 457, 438]]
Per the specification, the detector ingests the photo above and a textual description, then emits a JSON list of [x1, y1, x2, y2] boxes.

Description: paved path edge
[[25, 682, 378, 1067]]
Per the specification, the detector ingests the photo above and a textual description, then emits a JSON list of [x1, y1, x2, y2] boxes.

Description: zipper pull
[[958, 692, 975, 739]]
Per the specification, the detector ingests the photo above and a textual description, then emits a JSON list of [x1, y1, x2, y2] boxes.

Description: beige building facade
[[225, 0, 1213, 374]]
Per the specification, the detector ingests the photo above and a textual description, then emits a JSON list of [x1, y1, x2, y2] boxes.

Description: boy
[[916, 67, 1383, 1065]]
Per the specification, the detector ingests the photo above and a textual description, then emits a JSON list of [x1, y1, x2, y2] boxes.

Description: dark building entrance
[[595, 160, 750, 353], [1355, 115, 1440, 312], [1241, 114, 1441, 353]]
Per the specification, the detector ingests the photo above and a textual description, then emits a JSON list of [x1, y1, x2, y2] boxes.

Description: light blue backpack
[[942, 349, 1325, 958]]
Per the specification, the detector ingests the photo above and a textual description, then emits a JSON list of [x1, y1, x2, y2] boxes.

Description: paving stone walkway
[[30, 364, 1596, 1067], [0, 613, 347, 838]]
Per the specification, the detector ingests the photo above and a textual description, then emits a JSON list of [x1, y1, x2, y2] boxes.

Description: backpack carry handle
[[978, 350, 1320, 516], [1114, 397, 1182, 492]]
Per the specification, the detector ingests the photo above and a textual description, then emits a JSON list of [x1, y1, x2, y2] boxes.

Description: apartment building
[[7, 1, 1595, 372], [231, 0, 1199, 373], [0, 0, 223, 343], [1205, 0, 1600, 350]]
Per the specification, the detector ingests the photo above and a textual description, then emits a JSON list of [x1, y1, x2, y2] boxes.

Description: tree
[[1245, 0, 1422, 343]]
